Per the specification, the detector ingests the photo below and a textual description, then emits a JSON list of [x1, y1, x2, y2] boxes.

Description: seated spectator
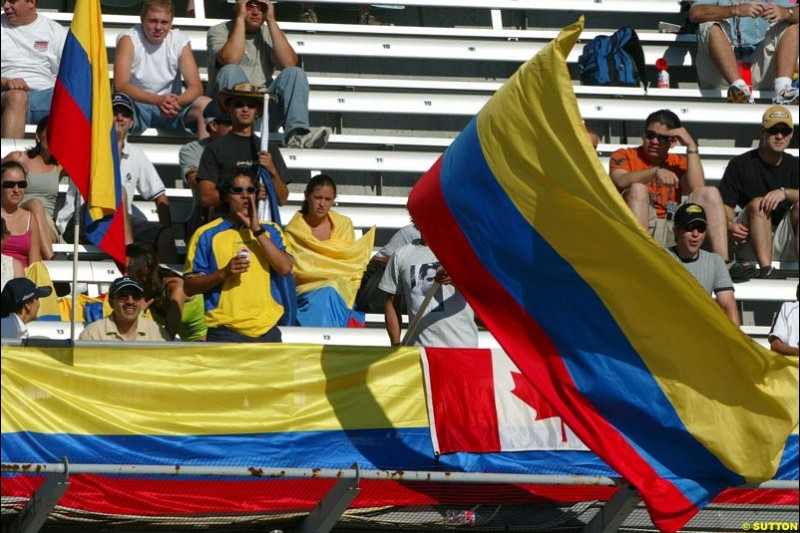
[[667, 203, 740, 326], [1, 0, 67, 139], [197, 83, 289, 214], [299, 3, 388, 25], [690, 1, 799, 104], [113, 0, 210, 139], [355, 222, 420, 314], [2, 116, 63, 251], [609, 110, 741, 278], [1, 218, 25, 291], [179, 101, 233, 232], [284, 174, 375, 327], [718, 105, 798, 278], [1, 277, 52, 340], [1, 161, 43, 267], [57, 94, 179, 264], [769, 283, 799, 355], [80, 276, 173, 341], [206, 0, 331, 148], [184, 167, 292, 342], [126, 243, 207, 341], [379, 237, 477, 347]]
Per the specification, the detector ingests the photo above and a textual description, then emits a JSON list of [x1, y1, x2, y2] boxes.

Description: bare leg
[[691, 186, 729, 260], [624, 182, 650, 230], [1, 90, 30, 139], [745, 197, 773, 268], [21, 198, 55, 260], [708, 24, 741, 84], [776, 24, 800, 79], [187, 96, 211, 140]]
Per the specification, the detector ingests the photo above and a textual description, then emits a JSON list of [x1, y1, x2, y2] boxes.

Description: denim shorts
[[26, 88, 54, 124], [130, 99, 195, 136]]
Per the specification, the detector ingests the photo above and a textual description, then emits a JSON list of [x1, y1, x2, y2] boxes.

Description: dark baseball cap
[[1, 278, 52, 308], [674, 202, 707, 230], [203, 100, 230, 125], [109, 276, 144, 297], [112, 93, 136, 120]]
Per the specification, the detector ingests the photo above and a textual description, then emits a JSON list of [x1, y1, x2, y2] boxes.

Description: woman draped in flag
[[284, 174, 374, 327]]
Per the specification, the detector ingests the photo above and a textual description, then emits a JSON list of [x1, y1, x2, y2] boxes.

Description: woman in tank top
[[1, 116, 60, 259], [1, 161, 43, 268], [1, 218, 25, 291]]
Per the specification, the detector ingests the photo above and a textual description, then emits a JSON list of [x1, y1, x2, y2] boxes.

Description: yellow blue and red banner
[[406, 18, 799, 532], [47, 0, 125, 266], [1, 346, 797, 522]]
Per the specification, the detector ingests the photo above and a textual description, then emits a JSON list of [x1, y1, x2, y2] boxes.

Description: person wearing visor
[[206, 0, 331, 149], [79, 276, 172, 342], [667, 203, 739, 326], [609, 109, 736, 278], [718, 105, 799, 279]]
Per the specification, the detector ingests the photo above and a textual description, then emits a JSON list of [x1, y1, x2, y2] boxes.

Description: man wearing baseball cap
[[667, 203, 740, 326], [718, 105, 798, 279], [1, 278, 52, 340], [79, 277, 172, 342]]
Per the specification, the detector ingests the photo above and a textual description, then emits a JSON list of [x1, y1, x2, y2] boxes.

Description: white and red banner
[[421, 347, 587, 455]]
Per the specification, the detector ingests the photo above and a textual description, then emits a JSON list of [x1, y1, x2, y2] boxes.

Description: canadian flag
[[421, 347, 587, 454]]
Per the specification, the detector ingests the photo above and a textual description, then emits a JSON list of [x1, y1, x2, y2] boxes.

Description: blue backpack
[[578, 27, 647, 88]]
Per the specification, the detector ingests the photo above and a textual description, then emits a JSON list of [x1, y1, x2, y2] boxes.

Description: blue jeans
[[206, 324, 282, 343], [214, 64, 311, 142], [130, 99, 195, 136], [26, 88, 54, 124]]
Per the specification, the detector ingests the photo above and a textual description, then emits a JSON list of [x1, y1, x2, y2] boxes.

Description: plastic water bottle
[[656, 58, 669, 89], [444, 510, 477, 525]]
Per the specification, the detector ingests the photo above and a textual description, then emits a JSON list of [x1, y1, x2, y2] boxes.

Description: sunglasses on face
[[231, 186, 257, 194], [765, 125, 793, 137], [683, 223, 707, 233], [115, 291, 143, 301], [644, 130, 672, 145], [231, 99, 261, 109], [114, 107, 133, 118], [2, 180, 28, 189]]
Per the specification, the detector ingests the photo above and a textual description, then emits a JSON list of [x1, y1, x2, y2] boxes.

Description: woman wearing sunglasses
[[1, 161, 43, 268], [1, 116, 59, 260], [184, 166, 292, 342], [284, 173, 375, 327]]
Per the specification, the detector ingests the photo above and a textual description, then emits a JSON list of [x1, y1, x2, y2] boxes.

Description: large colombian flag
[[407, 18, 800, 533], [48, 0, 125, 266]]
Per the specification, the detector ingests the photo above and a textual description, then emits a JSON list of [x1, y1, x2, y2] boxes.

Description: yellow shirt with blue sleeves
[[184, 217, 292, 338]]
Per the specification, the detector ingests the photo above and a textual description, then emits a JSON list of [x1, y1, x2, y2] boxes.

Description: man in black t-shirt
[[196, 82, 289, 214], [718, 105, 799, 278]]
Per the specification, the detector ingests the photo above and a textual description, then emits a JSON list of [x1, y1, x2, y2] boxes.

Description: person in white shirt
[[113, 0, 210, 139], [769, 284, 799, 356], [0, 276, 51, 340], [1, 0, 67, 138]]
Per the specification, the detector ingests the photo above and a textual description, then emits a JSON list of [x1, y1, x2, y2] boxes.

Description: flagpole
[[257, 92, 270, 221], [401, 281, 440, 346], [69, 193, 80, 345]]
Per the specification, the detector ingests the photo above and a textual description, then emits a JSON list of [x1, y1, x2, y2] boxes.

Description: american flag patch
[[34, 40, 49, 52]]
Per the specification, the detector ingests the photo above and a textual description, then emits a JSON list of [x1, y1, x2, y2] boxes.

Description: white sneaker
[[286, 127, 331, 149]]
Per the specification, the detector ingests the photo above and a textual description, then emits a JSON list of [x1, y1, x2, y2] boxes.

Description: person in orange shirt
[[608, 109, 750, 280]]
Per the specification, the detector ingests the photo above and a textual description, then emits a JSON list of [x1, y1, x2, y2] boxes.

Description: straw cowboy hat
[[218, 82, 275, 115]]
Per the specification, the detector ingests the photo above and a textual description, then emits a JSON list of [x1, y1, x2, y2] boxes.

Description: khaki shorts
[[695, 20, 789, 90], [734, 208, 798, 263], [622, 189, 693, 248]]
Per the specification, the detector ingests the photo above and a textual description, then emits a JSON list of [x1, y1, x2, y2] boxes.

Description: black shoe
[[727, 261, 757, 282], [758, 266, 781, 279]]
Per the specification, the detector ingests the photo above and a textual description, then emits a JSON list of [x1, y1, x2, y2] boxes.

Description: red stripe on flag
[[408, 156, 698, 532], [426, 348, 500, 453], [49, 79, 91, 193]]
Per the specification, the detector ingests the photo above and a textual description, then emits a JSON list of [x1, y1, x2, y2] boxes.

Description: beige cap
[[762, 105, 793, 129]]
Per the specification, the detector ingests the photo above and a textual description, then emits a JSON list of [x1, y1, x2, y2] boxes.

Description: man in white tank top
[[113, 0, 211, 140]]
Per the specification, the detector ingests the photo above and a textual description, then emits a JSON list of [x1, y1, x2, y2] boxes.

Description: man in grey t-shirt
[[379, 240, 478, 348], [667, 203, 740, 326]]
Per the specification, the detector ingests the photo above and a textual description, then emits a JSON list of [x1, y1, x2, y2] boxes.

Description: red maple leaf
[[511, 371, 568, 442]]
